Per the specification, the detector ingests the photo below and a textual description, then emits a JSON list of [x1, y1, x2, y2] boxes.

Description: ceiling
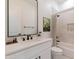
[[54, 0, 68, 4]]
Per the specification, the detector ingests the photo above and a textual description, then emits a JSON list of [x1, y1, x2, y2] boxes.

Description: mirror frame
[[7, 0, 38, 37]]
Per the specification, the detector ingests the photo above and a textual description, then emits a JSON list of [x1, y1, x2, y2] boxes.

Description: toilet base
[[52, 55, 71, 59], [53, 55, 63, 59], [52, 47, 63, 59]]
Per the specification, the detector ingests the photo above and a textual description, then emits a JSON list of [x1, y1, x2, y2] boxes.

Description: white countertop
[[6, 38, 52, 56]]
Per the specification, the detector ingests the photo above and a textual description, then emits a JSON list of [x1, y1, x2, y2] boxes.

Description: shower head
[[35, 0, 37, 1]]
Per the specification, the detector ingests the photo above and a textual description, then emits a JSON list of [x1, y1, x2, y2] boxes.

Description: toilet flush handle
[[39, 56, 41, 59], [56, 40, 60, 42], [56, 40, 60, 46]]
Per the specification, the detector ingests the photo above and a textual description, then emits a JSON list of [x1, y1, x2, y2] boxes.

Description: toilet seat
[[52, 47, 63, 53], [51, 47, 63, 59]]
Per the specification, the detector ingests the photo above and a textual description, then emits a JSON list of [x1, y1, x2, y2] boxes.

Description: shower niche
[[67, 23, 74, 32]]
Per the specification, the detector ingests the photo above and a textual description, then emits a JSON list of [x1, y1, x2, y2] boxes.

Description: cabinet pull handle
[[39, 56, 41, 59], [35, 58, 37, 59]]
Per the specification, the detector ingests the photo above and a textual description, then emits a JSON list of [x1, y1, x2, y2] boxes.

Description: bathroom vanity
[[6, 38, 52, 59]]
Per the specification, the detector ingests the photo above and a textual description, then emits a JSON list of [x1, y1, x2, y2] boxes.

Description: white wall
[[38, 0, 58, 38], [57, 0, 74, 12]]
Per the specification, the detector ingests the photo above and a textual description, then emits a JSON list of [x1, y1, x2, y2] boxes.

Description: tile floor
[[62, 55, 73, 59], [52, 55, 74, 59]]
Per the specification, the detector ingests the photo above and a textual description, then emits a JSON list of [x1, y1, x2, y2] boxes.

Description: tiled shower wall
[[55, 8, 74, 45]]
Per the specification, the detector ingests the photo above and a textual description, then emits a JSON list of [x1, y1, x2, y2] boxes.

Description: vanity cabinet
[[31, 49, 51, 59], [6, 39, 52, 59], [39, 49, 51, 59]]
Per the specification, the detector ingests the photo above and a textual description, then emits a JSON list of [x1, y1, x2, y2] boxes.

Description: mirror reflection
[[8, 0, 38, 37]]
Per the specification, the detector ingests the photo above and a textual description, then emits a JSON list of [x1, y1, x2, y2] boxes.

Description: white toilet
[[52, 47, 63, 59]]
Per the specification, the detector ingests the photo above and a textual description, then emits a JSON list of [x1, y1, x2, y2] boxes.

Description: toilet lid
[[52, 47, 63, 52]]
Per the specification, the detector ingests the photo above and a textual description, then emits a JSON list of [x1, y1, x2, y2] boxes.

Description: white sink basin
[[6, 38, 52, 55]]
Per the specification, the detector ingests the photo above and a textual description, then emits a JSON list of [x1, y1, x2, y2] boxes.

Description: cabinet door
[[31, 57, 38, 59], [39, 49, 51, 59]]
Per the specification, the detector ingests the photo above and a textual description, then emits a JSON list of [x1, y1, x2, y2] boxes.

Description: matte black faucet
[[13, 37, 18, 43], [23, 38, 25, 41], [27, 35, 30, 40]]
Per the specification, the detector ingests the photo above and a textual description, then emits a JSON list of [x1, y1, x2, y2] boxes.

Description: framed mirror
[[7, 0, 38, 37]]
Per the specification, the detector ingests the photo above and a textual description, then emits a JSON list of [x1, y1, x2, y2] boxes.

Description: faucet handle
[[22, 37, 25, 41], [27, 35, 30, 40], [13, 37, 18, 43], [30, 35, 33, 39], [56, 40, 60, 42]]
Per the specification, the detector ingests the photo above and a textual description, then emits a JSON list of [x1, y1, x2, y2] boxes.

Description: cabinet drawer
[[6, 41, 52, 59]]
